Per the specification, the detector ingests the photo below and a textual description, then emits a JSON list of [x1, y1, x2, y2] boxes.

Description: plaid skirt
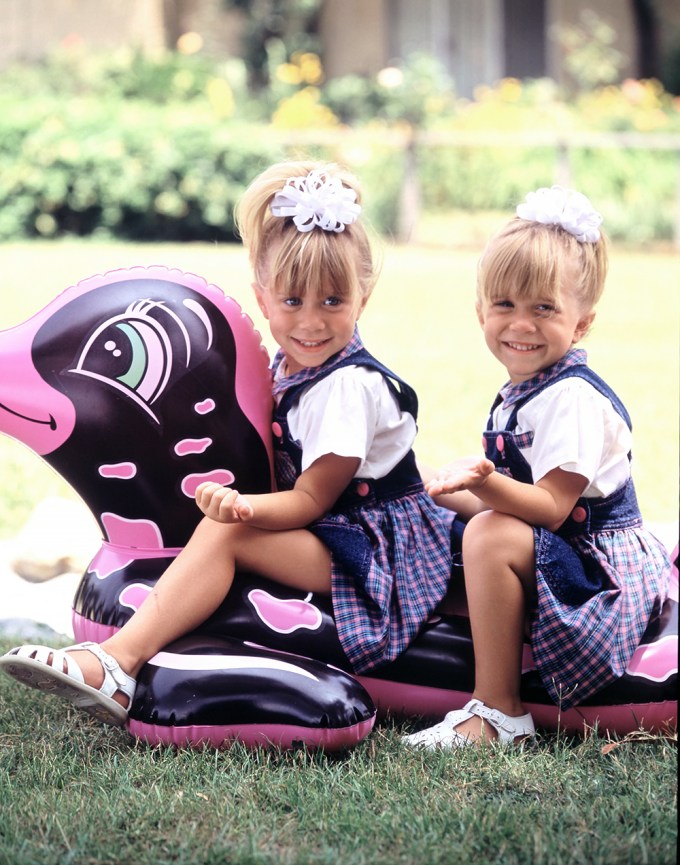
[[530, 524, 671, 709], [309, 488, 457, 674]]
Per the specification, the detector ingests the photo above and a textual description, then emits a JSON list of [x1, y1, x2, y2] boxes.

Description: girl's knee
[[463, 511, 534, 563]]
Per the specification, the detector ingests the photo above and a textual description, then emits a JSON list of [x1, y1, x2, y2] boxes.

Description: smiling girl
[[0, 161, 459, 725], [403, 186, 672, 749]]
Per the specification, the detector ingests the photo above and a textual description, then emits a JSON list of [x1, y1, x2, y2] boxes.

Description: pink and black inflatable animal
[[1, 267, 676, 749]]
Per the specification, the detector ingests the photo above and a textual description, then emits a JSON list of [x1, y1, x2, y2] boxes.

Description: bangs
[[478, 221, 566, 306], [270, 228, 361, 300]]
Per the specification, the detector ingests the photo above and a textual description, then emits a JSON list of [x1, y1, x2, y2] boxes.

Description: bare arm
[[195, 452, 361, 530], [425, 457, 588, 532]]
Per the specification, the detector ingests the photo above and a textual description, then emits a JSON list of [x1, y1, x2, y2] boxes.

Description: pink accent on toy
[[127, 716, 375, 752], [181, 470, 236, 498], [119, 583, 153, 611], [174, 438, 212, 456], [248, 589, 323, 634], [195, 398, 216, 414], [89, 547, 136, 580], [99, 462, 137, 479], [102, 512, 165, 548], [625, 635, 678, 682], [89, 544, 181, 580], [0, 318, 76, 455]]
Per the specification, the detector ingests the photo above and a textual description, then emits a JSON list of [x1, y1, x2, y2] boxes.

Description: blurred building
[[2, 0, 679, 97]]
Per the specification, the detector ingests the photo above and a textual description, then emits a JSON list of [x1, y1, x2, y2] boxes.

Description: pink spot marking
[[625, 635, 678, 682], [571, 506, 587, 523], [174, 438, 212, 457], [356, 482, 370, 497], [496, 435, 505, 453], [101, 512, 165, 549], [248, 589, 323, 634], [272, 421, 283, 438], [195, 398, 215, 415], [89, 543, 180, 580], [482, 437, 488, 452], [119, 583, 153, 611], [89, 546, 135, 580], [98, 462, 137, 479], [181, 469, 235, 498]]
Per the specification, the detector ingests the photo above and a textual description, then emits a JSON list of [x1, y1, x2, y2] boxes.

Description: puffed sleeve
[[526, 379, 629, 487], [292, 367, 385, 471]]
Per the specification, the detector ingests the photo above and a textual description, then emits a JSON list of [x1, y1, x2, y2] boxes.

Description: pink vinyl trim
[[127, 715, 376, 752]]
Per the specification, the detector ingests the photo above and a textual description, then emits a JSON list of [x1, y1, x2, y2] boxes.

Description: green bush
[[0, 48, 678, 243], [0, 97, 284, 241]]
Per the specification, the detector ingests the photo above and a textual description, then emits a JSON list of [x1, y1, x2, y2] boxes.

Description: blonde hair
[[477, 217, 609, 313], [235, 160, 378, 303]]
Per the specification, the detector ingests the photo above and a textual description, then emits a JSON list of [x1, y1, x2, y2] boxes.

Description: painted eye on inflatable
[[69, 300, 197, 422]]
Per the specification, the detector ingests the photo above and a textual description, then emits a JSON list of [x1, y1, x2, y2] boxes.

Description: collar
[[499, 348, 588, 409], [271, 328, 365, 399]]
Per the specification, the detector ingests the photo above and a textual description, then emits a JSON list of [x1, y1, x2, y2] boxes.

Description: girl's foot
[[401, 698, 535, 749], [0, 642, 136, 726]]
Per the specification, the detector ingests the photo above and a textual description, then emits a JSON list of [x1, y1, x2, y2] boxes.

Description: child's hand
[[195, 482, 254, 523], [425, 457, 496, 496]]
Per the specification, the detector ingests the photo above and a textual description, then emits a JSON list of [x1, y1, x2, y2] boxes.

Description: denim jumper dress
[[272, 342, 458, 674], [484, 363, 671, 708]]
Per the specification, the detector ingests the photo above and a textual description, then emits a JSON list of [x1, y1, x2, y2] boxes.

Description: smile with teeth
[[505, 341, 541, 351], [295, 338, 329, 348]]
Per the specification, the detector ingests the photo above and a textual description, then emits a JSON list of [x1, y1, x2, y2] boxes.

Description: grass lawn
[[0, 239, 678, 864], [0, 652, 677, 865]]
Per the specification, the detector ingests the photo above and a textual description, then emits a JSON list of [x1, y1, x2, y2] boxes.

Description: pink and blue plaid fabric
[[531, 524, 670, 707], [319, 487, 455, 673]]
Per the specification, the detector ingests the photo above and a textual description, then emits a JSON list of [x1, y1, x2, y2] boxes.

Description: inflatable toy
[[0, 266, 676, 749]]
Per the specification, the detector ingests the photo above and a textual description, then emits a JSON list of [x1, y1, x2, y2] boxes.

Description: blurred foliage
[[0, 45, 678, 243], [222, 0, 324, 91], [550, 9, 626, 94]]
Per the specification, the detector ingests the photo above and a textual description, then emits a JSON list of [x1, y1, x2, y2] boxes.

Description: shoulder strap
[[278, 347, 419, 419], [500, 365, 632, 431]]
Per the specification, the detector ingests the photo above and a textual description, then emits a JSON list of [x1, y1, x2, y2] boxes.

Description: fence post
[[676, 151, 680, 252], [555, 139, 572, 188], [397, 130, 420, 244]]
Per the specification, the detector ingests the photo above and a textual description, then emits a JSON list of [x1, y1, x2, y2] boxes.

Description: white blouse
[[492, 377, 632, 498], [278, 365, 417, 479]]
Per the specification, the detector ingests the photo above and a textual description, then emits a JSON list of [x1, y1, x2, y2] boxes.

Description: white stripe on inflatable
[[148, 650, 319, 681]]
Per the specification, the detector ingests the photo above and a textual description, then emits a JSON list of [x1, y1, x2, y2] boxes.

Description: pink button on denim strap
[[272, 422, 283, 438], [356, 482, 370, 497], [571, 506, 587, 523]]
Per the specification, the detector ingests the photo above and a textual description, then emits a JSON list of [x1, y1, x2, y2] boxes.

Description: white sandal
[[0, 641, 136, 727], [402, 698, 536, 749]]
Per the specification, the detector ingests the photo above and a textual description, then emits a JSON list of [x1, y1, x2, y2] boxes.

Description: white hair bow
[[271, 169, 362, 233], [516, 186, 602, 242]]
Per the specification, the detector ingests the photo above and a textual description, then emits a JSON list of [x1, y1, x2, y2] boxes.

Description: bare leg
[[65, 517, 333, 704], [452, 510, 536, 743]]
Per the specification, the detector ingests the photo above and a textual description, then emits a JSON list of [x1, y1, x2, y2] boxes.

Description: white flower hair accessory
[[271, 169, 362, 233], [516, 185, 603, 243]]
